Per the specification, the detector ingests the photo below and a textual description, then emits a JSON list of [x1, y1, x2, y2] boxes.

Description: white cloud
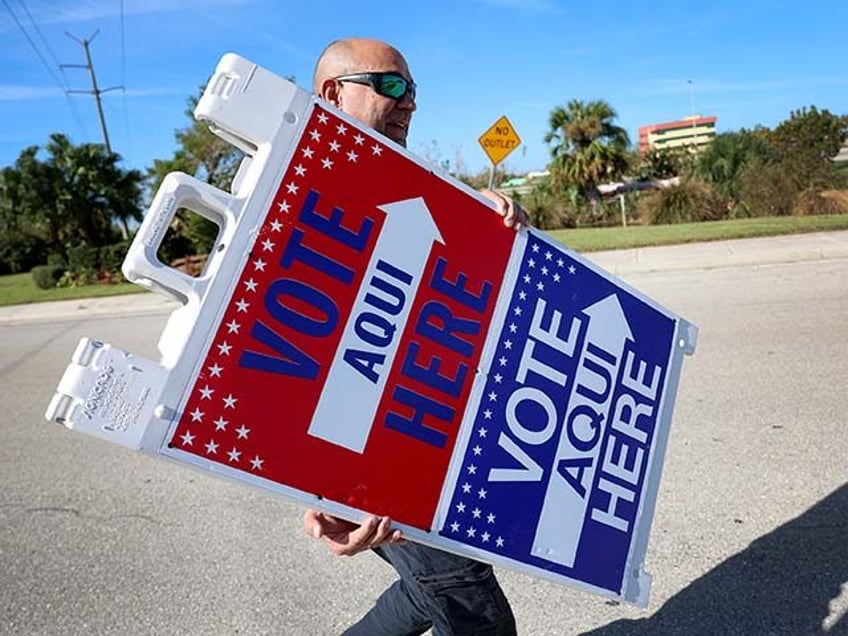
[[474, 0, 561, 12], [642, 76, 848, 96], [33, 0, 254, 25], [0, 85, 63, 101]]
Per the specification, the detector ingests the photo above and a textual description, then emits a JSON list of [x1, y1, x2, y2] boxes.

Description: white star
[[321, 157, 333, 169], [302, 146, 314, 159], [509, 323, 517, 333], [226, 319, 241, 334], [245, 278, 259, 292], [262, 238, 275, 252], [553, 273, 561, 282], [328, 140, 340, 152], [478, 488, 487, 499], [541, 266, 549, 276], [537, 281, 545, 291], [236, 425, 250, 439], [519, 290, 527, 301], [467, 526, 476, 538], [545, 250, 553, 261], [347, 150, 358, 162], [199, 385, 214, 400], [217, 341, 232, 356], [353, 133, 365, 145], [450, 521, 460, 533], [278, 200, 290, 213], [532, 243, 540, 253], [472, 507, 481, 519], [309, 129, 321, 142], [205, 440, 219, 455], [557, 257, 565, 267], [513, 306, 522, 317], [482, 531, 491, 543], [478, 426, 488, 438], [227, 447, 241, 463], [503, 339, 513, 350], [528, 258, 536, 268], [487, 513, 496, 524], [180, 431, 195, 446], [317, 112, 328, 125], [214, 416, 228, 431], [499, 356, 508, 367], [468, 464, 477, 475], [250, 456, 264, 470], [270, 219, 283, 232], [253, 258, 266, 271], [568, 265, 577, 275], [371, 143, 382, 156], [488, 391, 497, 402], [496, 536, 504, 548], [286, 182, 299, 195], [483, 410, 492, 420], [208, 363, 223, 377], [190, 408, 203, 422], [462, 482, 472, 493], [223, 394, 237, 409], [493, 374, 502, 384], [523, 274, 531, 284], [236, 299, 250, 313], [473, 445, 482, 456], [294, 164, 306, 176], [336, 122, 348, 135], [456, 502, 466, 513]]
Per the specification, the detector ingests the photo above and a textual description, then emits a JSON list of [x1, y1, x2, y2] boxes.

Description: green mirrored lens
[[380, 76, 407, 99]]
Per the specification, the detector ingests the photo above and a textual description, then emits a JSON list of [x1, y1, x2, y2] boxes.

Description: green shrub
[[100, 241, 131, 276], [31, 264, 66, 289], [0, 232, 50, 275], [66, 244, 100, 280], [636, 179, 727, 225]]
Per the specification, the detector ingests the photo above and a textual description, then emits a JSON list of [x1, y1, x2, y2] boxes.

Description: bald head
[[313, 38, 409, 92], [312, 37, 416, 146]]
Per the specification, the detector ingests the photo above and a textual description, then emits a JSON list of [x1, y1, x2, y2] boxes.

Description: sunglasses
[[334, 72, 417, 101]]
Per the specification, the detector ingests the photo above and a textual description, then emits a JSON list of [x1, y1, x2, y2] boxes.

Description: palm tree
[[544, 99, 630, 211]]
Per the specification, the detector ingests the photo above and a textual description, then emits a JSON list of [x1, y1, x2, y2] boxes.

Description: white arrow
[[531, 293, 634, 567], [308, 197, 444, 453]]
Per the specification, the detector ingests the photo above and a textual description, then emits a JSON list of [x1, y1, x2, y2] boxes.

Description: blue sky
[[1, 0, 846, 179]]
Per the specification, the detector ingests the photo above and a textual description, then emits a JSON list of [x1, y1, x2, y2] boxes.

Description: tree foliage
[[544, 99, 630, 207], [0, 134, 143, 267], [148, 90, 244, 256]]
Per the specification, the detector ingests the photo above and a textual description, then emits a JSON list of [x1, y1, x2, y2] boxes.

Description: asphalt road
[[2, 258, 847, 635]]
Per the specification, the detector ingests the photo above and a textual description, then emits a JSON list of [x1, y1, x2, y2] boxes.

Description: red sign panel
[[170, 105, 514, 530]]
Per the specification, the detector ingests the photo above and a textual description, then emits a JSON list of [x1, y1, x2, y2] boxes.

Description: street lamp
[[688, 79, 697, 151]]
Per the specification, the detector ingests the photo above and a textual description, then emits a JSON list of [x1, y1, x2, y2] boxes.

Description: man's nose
[[398, 89, 416, 111]]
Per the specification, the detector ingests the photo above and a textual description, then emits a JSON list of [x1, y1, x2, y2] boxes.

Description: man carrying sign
[[302, 37, 527, 635]]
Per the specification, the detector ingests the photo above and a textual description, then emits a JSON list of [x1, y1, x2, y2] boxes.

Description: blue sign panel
[[439, 232, 675, 594]]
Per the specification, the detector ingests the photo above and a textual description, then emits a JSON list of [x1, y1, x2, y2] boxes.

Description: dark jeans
[[342, 543, 516, 636]]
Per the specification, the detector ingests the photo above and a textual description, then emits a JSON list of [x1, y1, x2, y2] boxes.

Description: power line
[[2, 0, 87, 138], [2, 0, 64, 90], [119, 0, 132, 162], [16, 0, 62, 70]]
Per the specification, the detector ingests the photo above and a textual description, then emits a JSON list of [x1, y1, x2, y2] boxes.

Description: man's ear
[[320, 78, 342, 107]]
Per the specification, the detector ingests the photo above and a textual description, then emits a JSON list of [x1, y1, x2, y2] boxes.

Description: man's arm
[[303, 509, 404, 556]]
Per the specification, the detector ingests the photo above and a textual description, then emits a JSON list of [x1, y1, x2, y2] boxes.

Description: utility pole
[[62, 30, 122, 154]]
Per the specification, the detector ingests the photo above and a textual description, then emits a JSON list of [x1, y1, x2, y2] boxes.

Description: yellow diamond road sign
[[478, 115, 521, 166]]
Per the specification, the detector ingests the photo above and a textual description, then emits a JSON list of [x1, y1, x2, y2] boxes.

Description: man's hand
[[480, 188, 531, 229], [303, 508, 404, 557]]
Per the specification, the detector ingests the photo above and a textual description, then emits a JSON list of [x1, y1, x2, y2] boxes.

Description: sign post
[[478, 115, 521, 189]]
